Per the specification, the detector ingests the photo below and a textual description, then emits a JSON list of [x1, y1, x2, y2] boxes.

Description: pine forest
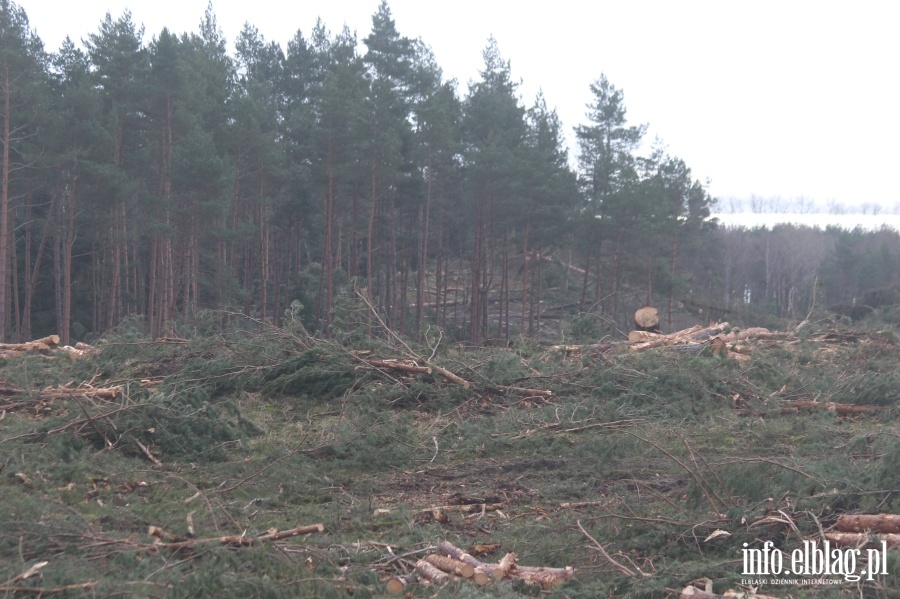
[[1, 0, 898, 345], [1, 2, 900, 598]]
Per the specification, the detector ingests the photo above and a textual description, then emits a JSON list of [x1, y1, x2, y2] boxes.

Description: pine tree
[[48, 38, 101, 343], [224, 24, 287, 325], [575, 74, 646, 318], [363, 1, 420, 331], [462, 37, 527, 343], [0, 0, 45, 340], [409, 42, 461, 338], [85, 10, 150, 330], [309, 23, 368, 334], [519, 93, 577, 336]]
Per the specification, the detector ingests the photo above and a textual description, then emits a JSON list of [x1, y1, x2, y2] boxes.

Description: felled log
[[493, 552, 517, 580], [423, 503, 504, 514], [385, 574, 416, 593], [680, 586, 777, 599], [436, 540, 504, 579], [551, 340, 630, 355], [789, 400, 878, 416], [515, 565, 576, 589], [553, 320, 798, 358], [629, 322, 733, 352], [628, 330, 661, 343], [824, 532, 900, 549], [717, 327, 794, 343], [424, 554, 475, 578], [415, 559, 449, 583], [680, 586, 722, 599], [0, 335, 60, 352], [363, 359, 432, 375], [430, 363, 472, 388], [494, 384, 553, 398], [825, 402, 878, 416], [629, 325, 705, 351], [434, 540, 573, 587], [634, 306, 660, 332], [837, 514, 900, 534], [40, 383, 123, 401], [148, 523, 324, 551]]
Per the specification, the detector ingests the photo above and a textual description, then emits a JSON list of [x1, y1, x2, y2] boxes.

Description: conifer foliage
[[0, 1, 896, 342]]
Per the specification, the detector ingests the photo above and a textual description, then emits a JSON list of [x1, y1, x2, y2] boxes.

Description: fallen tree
[[385, 540, 574, 592], [553, 321, 800, 362], [836, 514, 900, 534], [787, 400, 879, 416]]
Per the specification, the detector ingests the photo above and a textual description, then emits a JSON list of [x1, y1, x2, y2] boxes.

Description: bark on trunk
[[836, 514, 900, 534]]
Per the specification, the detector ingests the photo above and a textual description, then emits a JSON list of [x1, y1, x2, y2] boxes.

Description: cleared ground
[[0, 312, 898, 597]]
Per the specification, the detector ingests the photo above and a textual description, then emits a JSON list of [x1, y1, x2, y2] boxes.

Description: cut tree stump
[[634, 307, 660, 332], [385, 574, 416, 593]]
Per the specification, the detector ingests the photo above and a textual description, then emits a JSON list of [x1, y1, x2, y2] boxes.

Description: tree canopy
[[0, 0, 894, 344]]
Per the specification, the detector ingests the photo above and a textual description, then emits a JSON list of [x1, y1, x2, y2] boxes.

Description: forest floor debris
[[0, 315, 898, 597]]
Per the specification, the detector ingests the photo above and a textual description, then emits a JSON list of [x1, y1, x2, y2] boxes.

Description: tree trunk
[[520, 223, 529, 338], [416, 148, 433, 340], [366, 146, 377, 335], [836, 514, 900, 534], [669, 232, 678, 330], [0, 61, 11, 341], [323, 134, 335, 335]]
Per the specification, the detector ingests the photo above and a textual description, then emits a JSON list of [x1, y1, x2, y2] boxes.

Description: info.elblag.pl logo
[[742, 540, 889, 582]]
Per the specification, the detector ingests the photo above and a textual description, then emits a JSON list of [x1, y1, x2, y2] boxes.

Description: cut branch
[[148, 523, 324, 551]]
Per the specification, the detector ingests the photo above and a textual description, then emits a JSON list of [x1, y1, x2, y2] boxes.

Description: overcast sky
[[16, 0, 900, 211]]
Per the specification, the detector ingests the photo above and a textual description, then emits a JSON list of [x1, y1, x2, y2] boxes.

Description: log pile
[[0, 334, 95, 360], [824, 513, 900, 549], [553, 321, 784, 362], [385, 540, 574, 593]]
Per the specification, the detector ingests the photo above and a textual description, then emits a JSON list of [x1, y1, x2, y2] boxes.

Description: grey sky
[[18, 0, 900, 210]]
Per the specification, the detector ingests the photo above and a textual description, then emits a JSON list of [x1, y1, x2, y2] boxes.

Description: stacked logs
[[825, 514, 900, 549], [0, 334, 95, 360], [386, 540, 574, 593], [552, 321, 796, 364]]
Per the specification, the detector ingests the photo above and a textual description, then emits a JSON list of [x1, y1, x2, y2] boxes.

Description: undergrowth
[[0, 314, 898, 597]]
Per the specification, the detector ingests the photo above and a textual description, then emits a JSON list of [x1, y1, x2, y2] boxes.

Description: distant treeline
[[1, 0, 897, 343]]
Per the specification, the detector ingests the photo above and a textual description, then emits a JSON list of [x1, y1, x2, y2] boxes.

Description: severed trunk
[[836, 514, 900, 534]]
